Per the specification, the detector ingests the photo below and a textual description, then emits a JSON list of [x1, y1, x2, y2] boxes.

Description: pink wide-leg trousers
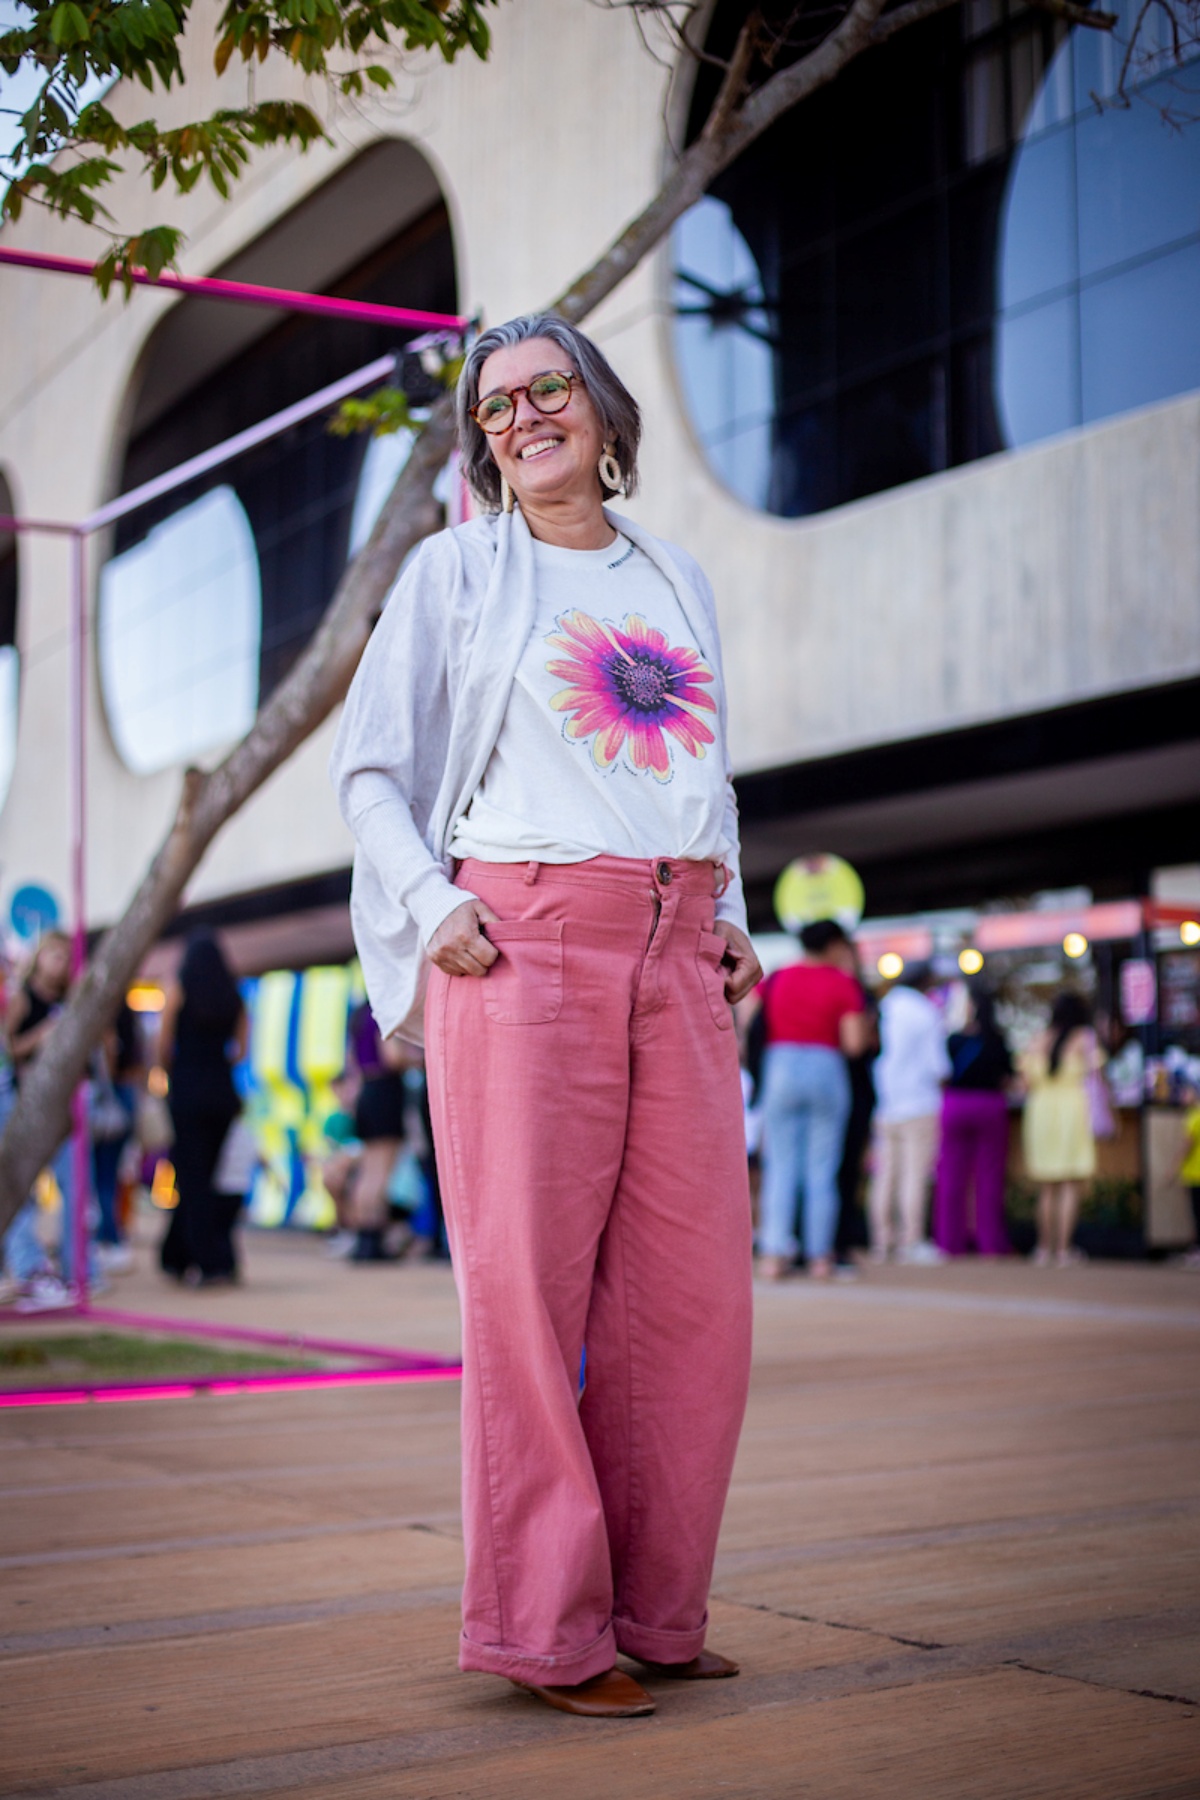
[[425, 855, 753, 1685]]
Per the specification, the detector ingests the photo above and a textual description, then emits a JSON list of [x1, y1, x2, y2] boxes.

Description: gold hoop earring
[[500, 475, 514, 514], [598, 443, 623, 493]]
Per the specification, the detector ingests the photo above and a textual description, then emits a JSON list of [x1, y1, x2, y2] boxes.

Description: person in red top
[[756, 920, 868, 1280]]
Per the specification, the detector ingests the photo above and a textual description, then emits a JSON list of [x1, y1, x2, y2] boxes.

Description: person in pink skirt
[[332, 314, 761, 1719], [933, 987, 1014, 1257]]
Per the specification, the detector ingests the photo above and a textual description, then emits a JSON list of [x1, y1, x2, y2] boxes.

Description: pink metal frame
[[0, 245, 468, 333], [0, 1298, 461, 1408], [0, 341, 450, 1304]]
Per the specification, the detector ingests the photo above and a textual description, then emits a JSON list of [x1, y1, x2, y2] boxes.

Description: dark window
[[673, 0, 1200, 516]]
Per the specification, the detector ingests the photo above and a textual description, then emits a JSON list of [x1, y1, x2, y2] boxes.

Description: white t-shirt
[[874, 987, 952, 1122], [449, 534, 733, 865]]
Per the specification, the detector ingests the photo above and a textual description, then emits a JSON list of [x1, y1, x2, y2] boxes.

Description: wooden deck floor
[[2, 1230, 1198, 1798]]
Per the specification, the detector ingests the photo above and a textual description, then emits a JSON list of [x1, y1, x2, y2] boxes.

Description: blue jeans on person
[[758, 1043, 851, 1261], [92, 1087, 134, 1245]]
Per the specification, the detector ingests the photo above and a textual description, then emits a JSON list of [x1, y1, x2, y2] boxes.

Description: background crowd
[[2, 918, 1199, 1304], [741, 919, 1195, 1279]]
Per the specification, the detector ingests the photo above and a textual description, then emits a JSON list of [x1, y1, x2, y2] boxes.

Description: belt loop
[[523, 860, 540, 886]]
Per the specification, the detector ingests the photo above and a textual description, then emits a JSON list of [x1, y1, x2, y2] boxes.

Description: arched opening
[[672, 0, 1200, 517], [101, 139, 457, 776], [0, 474, 20, 816]]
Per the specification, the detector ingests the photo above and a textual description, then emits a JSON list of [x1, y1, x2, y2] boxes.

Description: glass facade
[[672, 0, 1200, 515], [99, 487, 261, 776]]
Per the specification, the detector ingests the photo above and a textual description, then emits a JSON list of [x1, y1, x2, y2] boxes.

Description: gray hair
[[456, 313, 641, 511]]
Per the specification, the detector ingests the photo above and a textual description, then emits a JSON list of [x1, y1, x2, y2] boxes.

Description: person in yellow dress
[[1020, 992, 1104, 1267]]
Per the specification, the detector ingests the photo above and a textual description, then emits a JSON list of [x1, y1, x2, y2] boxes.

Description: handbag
[[88, 1067, 132, 1142], [1085, 1068, 1116, 1140]]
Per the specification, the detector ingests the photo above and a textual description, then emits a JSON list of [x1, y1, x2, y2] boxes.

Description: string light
[[877, 952, 905, 980], [1063, 932, 1088, 959], [958, 948, 984, 975], [126, 983, 165, 1012]]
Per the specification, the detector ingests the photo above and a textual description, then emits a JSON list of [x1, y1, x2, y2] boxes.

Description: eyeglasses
[[469, 369, 582, 434]]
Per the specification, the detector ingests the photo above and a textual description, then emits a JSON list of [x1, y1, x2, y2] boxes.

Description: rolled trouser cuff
[[459, 1623, 617, 1686], [613, 1612, 708, 1664]]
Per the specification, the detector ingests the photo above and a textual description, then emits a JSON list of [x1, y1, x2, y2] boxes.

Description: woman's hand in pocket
[[713, 922, 763, 1004], [428, 899, 502, 977]]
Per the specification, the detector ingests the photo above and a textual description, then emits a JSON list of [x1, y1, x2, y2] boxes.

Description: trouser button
[[656, 861, 672, 884]]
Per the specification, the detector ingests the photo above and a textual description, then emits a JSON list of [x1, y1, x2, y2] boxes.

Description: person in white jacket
[[331, 314, 761, 1720], [869, 969, 951, 1262]]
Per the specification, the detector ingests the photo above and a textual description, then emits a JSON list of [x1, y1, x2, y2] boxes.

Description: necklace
[[607, 538, 635, 570]]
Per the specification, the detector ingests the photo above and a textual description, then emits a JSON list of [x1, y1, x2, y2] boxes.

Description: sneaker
[[382, 1220, 414, 1261], [898, 1241, 946, 1266], [96, 1243, 135, 1275], [15, 1274, 73, 1312], [833, 1260, 860, 1283], [324, 1230, 357, 1260], [1030, 1247, 1052, 1267]]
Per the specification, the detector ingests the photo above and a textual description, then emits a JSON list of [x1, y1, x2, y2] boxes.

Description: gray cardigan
[[330, 505, 748, 1043]]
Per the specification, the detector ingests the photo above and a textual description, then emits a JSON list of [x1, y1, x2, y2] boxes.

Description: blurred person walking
[[1020, 992, 1102, 1268], [869, 967, 950, 1263], [933, 986, 1014, 1257], [834, 945, 878, 1275], [756, 920, 869, 1282], [347, 1000, 408, 1262], [2, 931, 79, 1304], [333, 314, 759, 1719], [90, 999, 141, 1274], [157, 933, 247, 1286]]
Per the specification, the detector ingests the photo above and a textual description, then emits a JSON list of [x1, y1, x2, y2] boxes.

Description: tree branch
[[868, 0, 980, 47], [1024, 0, 1119, 30], [553, 0, 889, 322]]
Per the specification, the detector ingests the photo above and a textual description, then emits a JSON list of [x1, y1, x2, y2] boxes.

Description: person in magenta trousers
[[331, 315, 761, 1720], [933, 986, 1014, 1256]]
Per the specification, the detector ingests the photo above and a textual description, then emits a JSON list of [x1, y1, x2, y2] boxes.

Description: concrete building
[[0, 0, 1197, 970]]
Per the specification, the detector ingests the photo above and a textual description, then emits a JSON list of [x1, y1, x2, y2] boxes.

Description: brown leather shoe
[[629, 1648, 740, 1680], [511, 1667, 656, 1717]]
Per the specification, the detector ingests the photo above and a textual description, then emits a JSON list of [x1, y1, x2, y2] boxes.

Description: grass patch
[[0, 1331, 317, 1386]]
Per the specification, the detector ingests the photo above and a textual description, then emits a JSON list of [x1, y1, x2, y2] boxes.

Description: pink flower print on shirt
[[546, 610, 717, 781]]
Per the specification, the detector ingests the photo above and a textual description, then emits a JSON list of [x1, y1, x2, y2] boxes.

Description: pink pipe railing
[[0, 245, 468, 332]]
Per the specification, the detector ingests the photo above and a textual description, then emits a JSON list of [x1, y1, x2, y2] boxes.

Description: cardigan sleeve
[[330, 538, 477, 948]]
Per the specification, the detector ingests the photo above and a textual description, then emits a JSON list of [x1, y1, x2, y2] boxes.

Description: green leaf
[[49, 3, 91, 47]]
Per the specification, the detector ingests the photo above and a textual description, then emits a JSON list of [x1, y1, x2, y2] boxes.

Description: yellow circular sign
[[773, 855, 865, 932]]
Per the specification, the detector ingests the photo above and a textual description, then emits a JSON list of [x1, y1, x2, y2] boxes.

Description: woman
[[755, 920, 868, 1282], [933, 986, 1013, 1257], [332, 314, 760, 1719], [1020, 991, 1102, 1268], [157, 933, 247, 1285]]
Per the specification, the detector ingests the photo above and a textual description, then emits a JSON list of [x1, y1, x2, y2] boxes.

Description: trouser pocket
[[481, 921, 565, 1024], [696, 929, 734, 1030]]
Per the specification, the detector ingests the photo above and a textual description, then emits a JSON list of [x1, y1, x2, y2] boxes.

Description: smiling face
[[476, 336, 607, 516]]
